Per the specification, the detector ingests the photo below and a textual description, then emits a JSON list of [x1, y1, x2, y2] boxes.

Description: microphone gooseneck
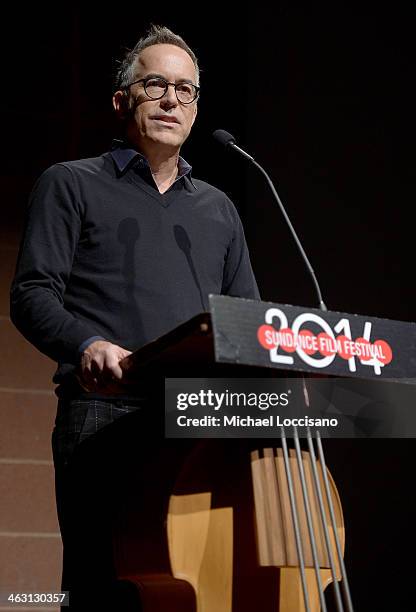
[[213, 129, 255, 163], [213, 129, 327, 311]]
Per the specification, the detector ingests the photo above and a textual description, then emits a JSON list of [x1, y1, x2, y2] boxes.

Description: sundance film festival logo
[[257, 308, 392, 375]]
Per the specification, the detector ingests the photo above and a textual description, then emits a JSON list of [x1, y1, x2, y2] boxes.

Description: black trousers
[[52, 398, 145, 611]]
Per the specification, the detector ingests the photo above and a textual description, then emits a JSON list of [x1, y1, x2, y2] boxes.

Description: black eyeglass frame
[[123, 76, 200, 104]]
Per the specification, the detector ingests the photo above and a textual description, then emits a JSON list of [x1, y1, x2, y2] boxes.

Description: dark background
[[1, 4, 414, 610]]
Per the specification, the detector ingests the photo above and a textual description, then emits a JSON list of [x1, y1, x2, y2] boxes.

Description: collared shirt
[[110, 138, 197, 189]]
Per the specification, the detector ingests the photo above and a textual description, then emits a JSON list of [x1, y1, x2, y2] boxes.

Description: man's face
[[113, 44, 198, 154]]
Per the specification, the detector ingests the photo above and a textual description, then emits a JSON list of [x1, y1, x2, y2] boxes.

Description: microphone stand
[[214, 129, 327, 312], [213, 130, 354, 612]]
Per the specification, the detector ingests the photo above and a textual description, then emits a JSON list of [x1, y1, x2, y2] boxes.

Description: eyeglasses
[[125, 76, 200, 104]]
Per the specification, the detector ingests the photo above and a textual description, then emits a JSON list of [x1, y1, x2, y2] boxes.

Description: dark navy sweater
[[10, 145, 259, 396]]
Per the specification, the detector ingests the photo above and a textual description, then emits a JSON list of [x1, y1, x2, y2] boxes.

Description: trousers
[[51, 398, 145, 611]]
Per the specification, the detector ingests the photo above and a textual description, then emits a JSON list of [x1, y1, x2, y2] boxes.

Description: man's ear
[[191, 102, 198, 125], [113, 90, 129, 119]]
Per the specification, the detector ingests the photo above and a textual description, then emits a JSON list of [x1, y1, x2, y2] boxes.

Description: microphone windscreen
[[212, 129, 236, 147]]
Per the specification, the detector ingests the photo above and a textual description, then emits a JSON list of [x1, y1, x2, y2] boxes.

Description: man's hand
[[79, 340, 132, 393]]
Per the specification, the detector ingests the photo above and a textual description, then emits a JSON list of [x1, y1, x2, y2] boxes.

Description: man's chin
[[149, 134, 183, 149]]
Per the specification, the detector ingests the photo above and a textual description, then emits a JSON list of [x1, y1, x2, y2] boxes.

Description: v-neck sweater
[[10, 148, 259, 397]]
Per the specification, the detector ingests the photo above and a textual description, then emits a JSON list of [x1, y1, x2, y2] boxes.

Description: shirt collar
[[110, 139, 197, 189]]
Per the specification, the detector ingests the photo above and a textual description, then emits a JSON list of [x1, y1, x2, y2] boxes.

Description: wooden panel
[[0, 320, 56, 390], [0, 534, 62, 595], [0, 463, 59, 533], [0, 390, 56, 461], [168, 493, 233, 612]]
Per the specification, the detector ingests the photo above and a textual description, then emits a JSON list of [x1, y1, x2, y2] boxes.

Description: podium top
[[123, 296, 416, 384]]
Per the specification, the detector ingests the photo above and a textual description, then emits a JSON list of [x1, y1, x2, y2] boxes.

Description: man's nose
[[160, 83, 178, 107]]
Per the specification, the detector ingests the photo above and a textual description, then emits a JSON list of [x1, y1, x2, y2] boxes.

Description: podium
[[122, 294, 416, 382], [68, 296, 416, 611]]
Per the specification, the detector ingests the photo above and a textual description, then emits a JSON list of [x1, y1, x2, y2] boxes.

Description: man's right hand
[[79, 340, 132, 393]]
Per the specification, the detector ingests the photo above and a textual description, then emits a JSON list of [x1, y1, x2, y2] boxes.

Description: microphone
[[212, 129, 254, 162], [213, 129, 327, 311]]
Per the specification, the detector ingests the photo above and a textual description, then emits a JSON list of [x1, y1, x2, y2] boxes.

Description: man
[[10, 25, 259, 609]]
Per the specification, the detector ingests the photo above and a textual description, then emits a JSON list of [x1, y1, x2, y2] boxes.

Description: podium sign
[[209, 295, 416, 383]]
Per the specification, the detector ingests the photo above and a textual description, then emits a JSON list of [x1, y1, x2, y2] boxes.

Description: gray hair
[[114, 25, 200, 91]]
